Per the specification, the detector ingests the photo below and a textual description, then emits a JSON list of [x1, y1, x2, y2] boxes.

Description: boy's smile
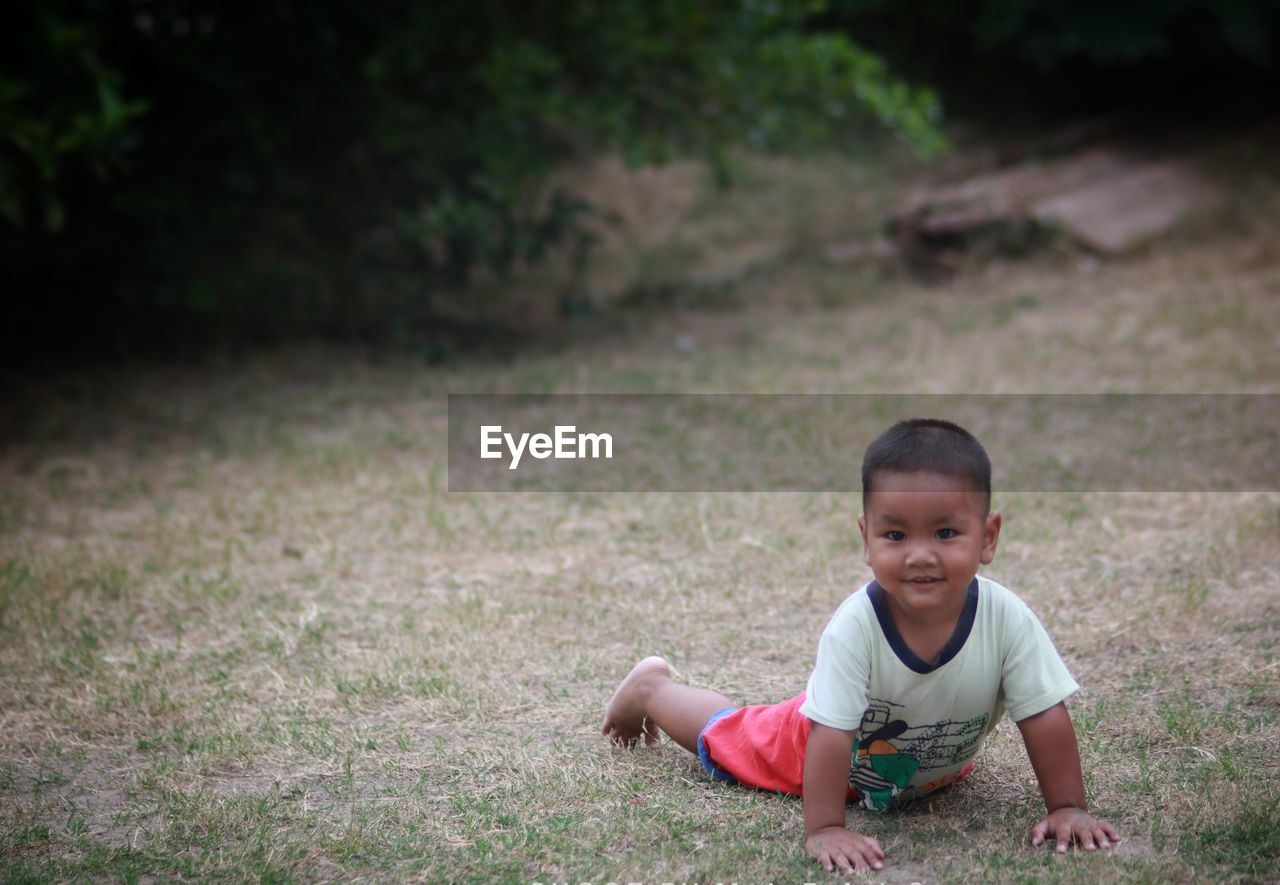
[[858, 471, 1001, 625]]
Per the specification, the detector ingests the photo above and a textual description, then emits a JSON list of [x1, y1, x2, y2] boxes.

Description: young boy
[[601, 419, 1120, 874]]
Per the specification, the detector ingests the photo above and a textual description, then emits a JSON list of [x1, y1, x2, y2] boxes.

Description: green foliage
[[830, 0, 1279, 70], [0, 7, 146, 231], [821, 0, 1280, 121], [1, 1, 940, 357]]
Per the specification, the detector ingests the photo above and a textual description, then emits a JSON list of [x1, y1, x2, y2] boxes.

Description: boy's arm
[[1016, 702, 1121, 852], [802, 722, 884, 873]]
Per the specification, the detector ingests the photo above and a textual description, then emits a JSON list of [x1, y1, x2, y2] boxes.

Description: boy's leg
[[601, 656, 734, 754]]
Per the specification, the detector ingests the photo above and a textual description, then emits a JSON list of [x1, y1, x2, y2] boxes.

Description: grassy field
[[2, 146, 1279, 883]]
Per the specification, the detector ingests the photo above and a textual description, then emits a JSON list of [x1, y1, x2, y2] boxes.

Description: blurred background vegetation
[[3, 0, 1277, 365]]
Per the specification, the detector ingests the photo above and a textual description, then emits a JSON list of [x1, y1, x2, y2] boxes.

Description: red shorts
[[698, 692, 859, 800]]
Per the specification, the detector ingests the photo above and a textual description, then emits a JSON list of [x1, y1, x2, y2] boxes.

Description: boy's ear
[[857, 514, 870, 563], [980, 510, 1002, 565]]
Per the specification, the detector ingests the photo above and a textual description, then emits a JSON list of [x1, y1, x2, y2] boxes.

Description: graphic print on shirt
[[850, 698, 989, 811]]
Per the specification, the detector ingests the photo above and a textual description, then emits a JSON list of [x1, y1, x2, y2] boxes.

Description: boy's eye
[[935, 528, 957, 539], [886, 531, 906, 541]]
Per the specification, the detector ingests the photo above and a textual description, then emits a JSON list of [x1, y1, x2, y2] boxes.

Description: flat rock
[[889, 144, 1229, 259], [1029, 159, 1224, 254], [896, 147, 1131, 237]]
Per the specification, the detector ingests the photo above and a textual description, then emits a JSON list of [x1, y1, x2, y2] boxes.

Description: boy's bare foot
[[601, 656, 671, 747]]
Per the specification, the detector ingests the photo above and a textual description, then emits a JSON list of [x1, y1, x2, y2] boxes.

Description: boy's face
[[858, 470, 1001, 624]]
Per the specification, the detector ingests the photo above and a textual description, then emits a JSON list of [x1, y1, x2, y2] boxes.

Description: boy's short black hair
[[861, 419, 992, 512]]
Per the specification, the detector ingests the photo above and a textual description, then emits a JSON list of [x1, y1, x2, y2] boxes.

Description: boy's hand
[[805, 825, 884, 874], [1018, 703, 1121, 854], [1031, 807, 1121, 854]]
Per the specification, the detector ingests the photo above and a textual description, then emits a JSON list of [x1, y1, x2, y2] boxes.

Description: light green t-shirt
[[798, 575, 1079, 810]]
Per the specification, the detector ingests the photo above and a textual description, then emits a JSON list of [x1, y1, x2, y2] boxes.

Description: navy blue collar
[[867, 578, 979, 674]]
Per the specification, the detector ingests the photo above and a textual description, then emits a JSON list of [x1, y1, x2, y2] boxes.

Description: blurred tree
[[1, 0, 941, 360], [822, 0, 1280, 114]]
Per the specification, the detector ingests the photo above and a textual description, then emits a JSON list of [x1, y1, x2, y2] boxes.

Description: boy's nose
[[905, 542, 937, 565]]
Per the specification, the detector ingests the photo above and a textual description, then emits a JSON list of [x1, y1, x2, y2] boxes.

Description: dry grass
[[2, 144, 1279, 882]]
